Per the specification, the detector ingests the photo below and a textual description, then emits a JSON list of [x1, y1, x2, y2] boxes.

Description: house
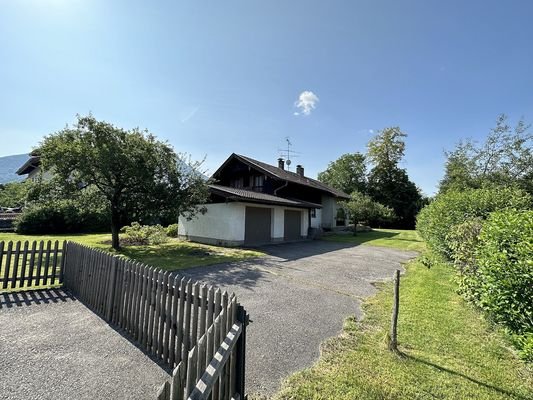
[[16, 150, 43, 181], [178, 153, 350, 246]]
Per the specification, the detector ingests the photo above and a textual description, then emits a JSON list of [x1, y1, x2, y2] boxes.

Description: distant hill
[[0, 154, 27, 184]]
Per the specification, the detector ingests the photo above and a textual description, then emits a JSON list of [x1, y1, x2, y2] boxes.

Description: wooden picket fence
[[0, 240, 65, 292], [62, 242, 248, 400]]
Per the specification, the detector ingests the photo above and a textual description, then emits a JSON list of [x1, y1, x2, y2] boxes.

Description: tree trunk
[[110, 208, 121, 250], [352, 217, 358, 236]]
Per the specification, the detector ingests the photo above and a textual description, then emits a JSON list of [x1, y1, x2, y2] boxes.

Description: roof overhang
[[209, 185, 322, 209]]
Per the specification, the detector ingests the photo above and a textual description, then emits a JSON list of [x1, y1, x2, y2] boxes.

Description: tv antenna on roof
[[277, 137, 301, 171]]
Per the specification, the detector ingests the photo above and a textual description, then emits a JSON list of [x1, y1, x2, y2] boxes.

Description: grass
[[0, 232, 264, 271], [274, 256, 532, 399], [323, 228, 426, 252]]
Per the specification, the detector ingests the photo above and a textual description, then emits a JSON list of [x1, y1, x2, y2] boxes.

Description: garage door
[[244, 207, 272, 245], [284, 210, 301, 241]]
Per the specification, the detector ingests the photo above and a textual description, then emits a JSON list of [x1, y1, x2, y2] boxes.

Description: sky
[[1, 0, 532, 195]]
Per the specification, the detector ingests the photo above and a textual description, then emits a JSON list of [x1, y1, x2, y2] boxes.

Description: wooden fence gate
[[62, 242, 248, 400]]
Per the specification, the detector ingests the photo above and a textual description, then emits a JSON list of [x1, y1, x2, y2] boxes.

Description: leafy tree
[[0, 181, 31, 208], [340, 191, 394, 234], [366, 127, 423, 228], [317, 153, 367, 194], [367, 126, 406, 167], [39, 115, 209, 249], [439, 114, 533, 195]]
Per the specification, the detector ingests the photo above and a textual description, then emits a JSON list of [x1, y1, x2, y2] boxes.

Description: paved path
[[180, 240, 417, 396], [0, 289, 170, 400]]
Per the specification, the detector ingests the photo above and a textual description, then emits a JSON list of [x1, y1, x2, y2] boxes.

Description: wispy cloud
[[179, 106, 199, 123], [293, 91, 319, 116]]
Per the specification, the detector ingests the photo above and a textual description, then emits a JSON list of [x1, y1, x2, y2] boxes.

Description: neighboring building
[[16, 150, 43, 181], [178, 153, 350, 246]]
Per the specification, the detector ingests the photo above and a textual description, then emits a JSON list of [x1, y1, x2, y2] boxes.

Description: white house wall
[[178, 202, 246, 246], [178, 202, 310, 246], [310, 208, 322, 229]]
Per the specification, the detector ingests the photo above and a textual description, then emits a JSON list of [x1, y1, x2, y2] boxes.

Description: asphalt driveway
[[180, 240, 417, 396], [0, 290, 170, 400]]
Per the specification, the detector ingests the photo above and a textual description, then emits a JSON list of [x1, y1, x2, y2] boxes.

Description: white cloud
[[294, 91, 319, 116]]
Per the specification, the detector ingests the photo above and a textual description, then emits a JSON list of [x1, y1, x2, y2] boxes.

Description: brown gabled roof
[[209, 185, 322, 209], [213, 153, 350, 199]]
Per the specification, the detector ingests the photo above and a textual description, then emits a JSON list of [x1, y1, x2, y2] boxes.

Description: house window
[[252, 175, 264, 191], [310, 208, 316, 218], [230, 177, 244, 188], [336, 208, 346, 226]]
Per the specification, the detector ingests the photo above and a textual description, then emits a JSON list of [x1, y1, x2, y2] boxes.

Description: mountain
[[0, 154, 28, 184]]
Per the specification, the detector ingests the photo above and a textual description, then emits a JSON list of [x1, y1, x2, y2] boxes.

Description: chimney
[[296, 165, 304, 177], [278, 158, 285, 170]]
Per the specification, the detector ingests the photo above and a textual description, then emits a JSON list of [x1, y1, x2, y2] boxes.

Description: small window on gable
[[252, 175, 264, 191], [310, 208, 317, 218], [231, 177, 244, 188]]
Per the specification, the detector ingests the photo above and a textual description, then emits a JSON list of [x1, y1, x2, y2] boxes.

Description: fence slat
[[169, 275, 180, 368], [2, 241, 13, 289], [158, 271, 170, 358], [19, 241, 29, 289], [10, 241, 21, 289], [185, 345, 198, 397]]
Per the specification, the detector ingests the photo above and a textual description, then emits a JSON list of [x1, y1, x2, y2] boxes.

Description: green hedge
[[475, 210, 533, 335], [15, 200, 109, 234], [416, 187, 531, 258]]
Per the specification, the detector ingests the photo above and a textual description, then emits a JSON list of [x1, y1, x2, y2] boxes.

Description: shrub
[[15, 200, 109, 234], [446, 218, 484, 302], [474, 210, 533, 336], [166, 223, 179, 238], [120, 222, 169, 245], [416, 187, 531, 258]]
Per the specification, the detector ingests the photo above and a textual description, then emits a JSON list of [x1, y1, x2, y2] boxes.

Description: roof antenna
[[278, 137, 301, 171]]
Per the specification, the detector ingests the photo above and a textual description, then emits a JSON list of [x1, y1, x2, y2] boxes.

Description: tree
[[0, 181, 31, 208], [439, 114, 533, 195], [39, 115, 209, 249], [340, 191, 394, 234], [317, 153, 367, 194], [367, 126, 406, 167], [366, 127, 423, 228]]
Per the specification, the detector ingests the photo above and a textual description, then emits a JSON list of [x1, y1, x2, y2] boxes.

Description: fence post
[[235, 304, 248, 398], [389, 269, 400, 352], [59, 240, 68, 284], [105, 256, 119, 321]]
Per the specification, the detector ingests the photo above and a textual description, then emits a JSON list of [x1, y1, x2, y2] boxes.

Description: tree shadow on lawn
[[403, 353, 531, 400]]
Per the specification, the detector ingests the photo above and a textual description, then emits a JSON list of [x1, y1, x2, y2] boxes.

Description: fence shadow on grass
[[405, 354, 531, 400], [0, 288, 76, 309]]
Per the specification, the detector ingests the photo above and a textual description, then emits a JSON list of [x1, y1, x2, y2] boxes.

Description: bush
[[416, 187, 531, 258], [474, 210, 533, 336], [15, 200, 109, 234], [446, 218, 484, 302], [166, 223, 179, 238], [120, 222, 169, 245]]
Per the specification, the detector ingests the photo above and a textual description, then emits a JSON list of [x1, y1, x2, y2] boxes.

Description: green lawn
[[0, 232, 263, 271], [323, 228, 426, 252], [275, 249, 532, 399]]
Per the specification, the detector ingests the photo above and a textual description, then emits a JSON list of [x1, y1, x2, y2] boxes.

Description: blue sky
[[1, 0, 532, 195]]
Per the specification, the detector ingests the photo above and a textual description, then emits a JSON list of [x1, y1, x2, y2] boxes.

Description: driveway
[[180, 240, 417, 396], [0, 290, 170, 400]]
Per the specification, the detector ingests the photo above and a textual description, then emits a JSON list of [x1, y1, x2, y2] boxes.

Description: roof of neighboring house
[[213, 153, 350, 199], [16, 155, 41, 176], [209, 184, 323, 209]]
